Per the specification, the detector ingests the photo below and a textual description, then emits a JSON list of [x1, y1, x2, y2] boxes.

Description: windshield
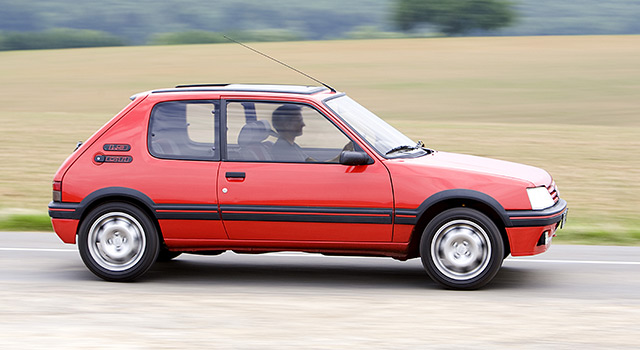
[[324, 95, 427, 158]]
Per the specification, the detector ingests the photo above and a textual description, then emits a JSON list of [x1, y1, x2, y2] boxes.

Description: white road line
[[0, 247, 76, 253], [268, 252, 640, 265], [507, 259, 640, 265], [1, 248, 639, 265]]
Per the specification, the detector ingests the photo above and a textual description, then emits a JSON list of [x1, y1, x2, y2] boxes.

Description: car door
[[218, 100, 394, 242]]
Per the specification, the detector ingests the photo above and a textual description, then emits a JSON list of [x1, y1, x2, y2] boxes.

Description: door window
[[226, 101, 353, 162]]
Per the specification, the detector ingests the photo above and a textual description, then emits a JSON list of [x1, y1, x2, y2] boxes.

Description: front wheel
[[420, 208, 504, 290], [78, 202, 159, 281]]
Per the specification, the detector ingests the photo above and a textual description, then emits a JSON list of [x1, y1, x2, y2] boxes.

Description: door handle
[[225, 172, 246, 179]]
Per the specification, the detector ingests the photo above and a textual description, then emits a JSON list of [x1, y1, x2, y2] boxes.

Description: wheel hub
[[87, 212, 146, 271], [431, 220, 491, 280]]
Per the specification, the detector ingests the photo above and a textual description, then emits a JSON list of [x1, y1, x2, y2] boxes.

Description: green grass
[[0, 213, 52, 231], [1, 35, 639, 244]]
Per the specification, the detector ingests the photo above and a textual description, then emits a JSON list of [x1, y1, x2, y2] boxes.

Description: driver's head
[[272, 104, 304, 137]]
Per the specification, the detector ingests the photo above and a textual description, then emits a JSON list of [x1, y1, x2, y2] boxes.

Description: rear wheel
[[420, 208, 504, 290], [78, 202, 159, 281]]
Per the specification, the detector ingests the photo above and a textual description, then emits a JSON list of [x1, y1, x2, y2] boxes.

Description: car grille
[[547, 181, 559, 203]]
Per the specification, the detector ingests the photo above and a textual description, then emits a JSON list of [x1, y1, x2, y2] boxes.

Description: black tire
[[156, 247, 182, 262], [78, 202, 159, 281], [420, 208, 504, 290]]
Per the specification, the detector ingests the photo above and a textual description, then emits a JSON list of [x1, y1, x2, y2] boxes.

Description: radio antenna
[[222, 35, 336, 93]]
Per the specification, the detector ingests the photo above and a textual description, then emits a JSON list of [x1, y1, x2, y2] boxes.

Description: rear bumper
[[49, 201, 80, 244], [51, 218, 78, 244], [48, 201, 80, 219]]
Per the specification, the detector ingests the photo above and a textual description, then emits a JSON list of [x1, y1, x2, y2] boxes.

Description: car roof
[[151, 84, 329, 95]]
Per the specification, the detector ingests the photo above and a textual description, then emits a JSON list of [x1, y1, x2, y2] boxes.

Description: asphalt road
[[1, 231, 639, 349]]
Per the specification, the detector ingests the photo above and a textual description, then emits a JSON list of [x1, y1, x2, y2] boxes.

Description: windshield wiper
[[385, 140, 426, 156]]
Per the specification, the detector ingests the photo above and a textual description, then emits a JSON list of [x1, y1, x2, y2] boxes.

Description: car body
[[48, 84, 567, 289]]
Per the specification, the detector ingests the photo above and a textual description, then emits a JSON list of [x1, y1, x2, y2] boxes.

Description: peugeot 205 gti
[[49, 84, 567, 289]]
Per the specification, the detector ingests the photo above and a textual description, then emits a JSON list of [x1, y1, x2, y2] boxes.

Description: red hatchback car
[[48, 84, 567, 289]]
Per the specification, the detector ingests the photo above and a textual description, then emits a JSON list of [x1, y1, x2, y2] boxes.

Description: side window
[[148, 100, 219, 161], [227, 101, 353, 163]]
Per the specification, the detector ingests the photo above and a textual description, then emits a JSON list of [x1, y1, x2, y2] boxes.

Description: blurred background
[[1, 0, 640, 46], [0, 0, 639, 244]]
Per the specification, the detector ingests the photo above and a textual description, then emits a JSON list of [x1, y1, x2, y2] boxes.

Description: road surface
[[1, 231, 639, 349]]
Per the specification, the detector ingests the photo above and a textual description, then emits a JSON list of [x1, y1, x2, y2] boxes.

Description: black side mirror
[[339, 151, 373, 166]]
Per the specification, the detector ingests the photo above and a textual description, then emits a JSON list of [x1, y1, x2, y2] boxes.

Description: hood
[[397, 151, 552, 187]]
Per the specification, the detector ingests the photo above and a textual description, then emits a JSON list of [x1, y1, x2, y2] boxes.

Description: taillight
[[52, 181, 62, 202]]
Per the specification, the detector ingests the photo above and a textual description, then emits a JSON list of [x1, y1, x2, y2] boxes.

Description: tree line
[[1, 0, 638, 51]]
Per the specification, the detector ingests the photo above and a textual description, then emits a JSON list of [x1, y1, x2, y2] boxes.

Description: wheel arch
[[75, 187, 163, 242], [405, 189, 512, 259]]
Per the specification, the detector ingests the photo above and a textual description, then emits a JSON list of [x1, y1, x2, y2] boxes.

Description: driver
[[271, 104, 355, 163], [271, 104, 312, 162]]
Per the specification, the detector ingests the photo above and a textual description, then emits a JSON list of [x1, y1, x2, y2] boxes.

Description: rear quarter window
[[148, 100, 219, 161]]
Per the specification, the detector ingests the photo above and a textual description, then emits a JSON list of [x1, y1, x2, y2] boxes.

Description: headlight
[[527, 186, 555, 210]]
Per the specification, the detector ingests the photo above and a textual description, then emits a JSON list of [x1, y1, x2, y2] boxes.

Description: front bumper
[[505, 199, 568, 256], [507, 199, 567, 228]]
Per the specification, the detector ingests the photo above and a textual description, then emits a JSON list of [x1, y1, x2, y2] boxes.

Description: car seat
[[237, 120, 276, 161]]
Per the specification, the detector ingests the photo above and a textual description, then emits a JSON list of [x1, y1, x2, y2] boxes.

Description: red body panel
[[50, 87, 564, 261], [392, 225, 414, 243], [52, 96, 148, 184], [384, 152, 545, 212], [160, 220, 228, 242], [218, 161, 393, 241], [213, 221, 389, 242]]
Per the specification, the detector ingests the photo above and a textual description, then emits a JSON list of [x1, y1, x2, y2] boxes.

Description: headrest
[[238, 120, 276, 146]]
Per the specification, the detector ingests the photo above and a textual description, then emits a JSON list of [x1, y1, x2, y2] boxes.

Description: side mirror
[[339, 151, 373, 166]]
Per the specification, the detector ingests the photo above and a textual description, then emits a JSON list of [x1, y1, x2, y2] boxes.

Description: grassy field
[[1, 35, 638, 244]]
